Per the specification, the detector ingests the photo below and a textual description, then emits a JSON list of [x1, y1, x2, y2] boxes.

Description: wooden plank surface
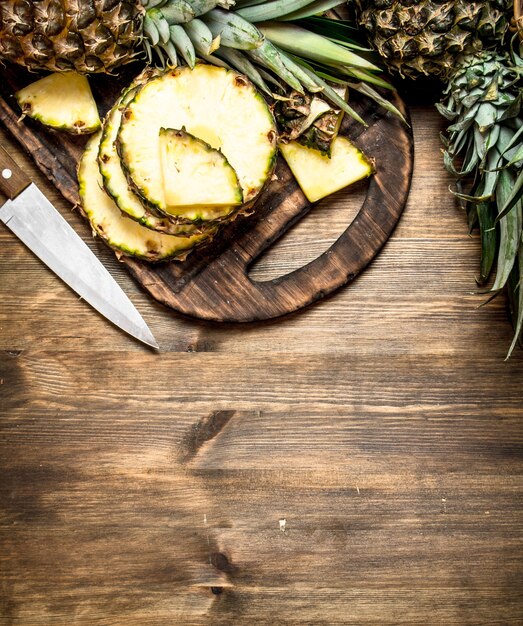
[[1, 103, 523, 625]]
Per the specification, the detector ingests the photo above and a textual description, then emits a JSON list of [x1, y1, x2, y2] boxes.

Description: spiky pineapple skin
[[353, 0, 513, 80], [0, 0, 143, 73]]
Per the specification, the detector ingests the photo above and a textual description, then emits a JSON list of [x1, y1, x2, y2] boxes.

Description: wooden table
[[1, 103, 522, 625]]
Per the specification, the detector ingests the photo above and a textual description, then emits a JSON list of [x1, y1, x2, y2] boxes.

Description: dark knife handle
[[0, 144, 31, 200]]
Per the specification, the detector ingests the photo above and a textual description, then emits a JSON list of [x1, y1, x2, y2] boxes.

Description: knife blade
[[0, 144, 159, 350]]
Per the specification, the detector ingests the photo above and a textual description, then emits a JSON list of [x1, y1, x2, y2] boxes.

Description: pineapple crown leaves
[[438, 47, 523, 358], [437, 51, 522, 179], [137, 0, 405, 125]]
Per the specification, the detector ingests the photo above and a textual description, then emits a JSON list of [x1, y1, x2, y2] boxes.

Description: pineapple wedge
[[118, 64, 277, 222], [280, 136, 374, 203], [79, 132, 211, 262], [159, 128, 243, 217], [99, 88, 214, 238], [16, 72, 100, 134]]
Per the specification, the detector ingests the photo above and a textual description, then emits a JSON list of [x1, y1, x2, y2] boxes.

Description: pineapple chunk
[[16, 72, 100, 134], [280, 136, 374, 203], [159, 128, 243, 216], [78, 132, 210, 262]]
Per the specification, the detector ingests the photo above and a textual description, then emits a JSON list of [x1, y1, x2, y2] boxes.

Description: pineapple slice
[[16, 72, 100, 134], [159, 127, 243, 217], [98, 88, 214, 238], [118, 64, 277, 221], [280, 136, 374, 203], [79, 132, 211, 262]]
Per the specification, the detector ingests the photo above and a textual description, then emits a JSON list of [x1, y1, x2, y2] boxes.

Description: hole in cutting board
[[248, 179, 369, 282]]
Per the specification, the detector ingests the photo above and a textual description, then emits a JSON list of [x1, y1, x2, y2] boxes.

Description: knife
[[0, 144, 159, 349]]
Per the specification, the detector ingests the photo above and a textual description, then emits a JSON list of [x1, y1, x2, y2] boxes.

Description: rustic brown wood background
[[1, 99, 522, 623]]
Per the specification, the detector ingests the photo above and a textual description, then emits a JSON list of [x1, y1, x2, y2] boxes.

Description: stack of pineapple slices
[[72, 62, 373, 263], [18, 66, 374, 263], [77, 63, 278, 262]]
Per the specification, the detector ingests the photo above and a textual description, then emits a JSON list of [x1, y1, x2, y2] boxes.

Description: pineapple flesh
[[15, 71, 100, 134], [79, 132, 211, 262], [159, 127, 243, 215], [118, 64, 277, 222], [280, 136, 374, 203], [98, 86, 213, 237]]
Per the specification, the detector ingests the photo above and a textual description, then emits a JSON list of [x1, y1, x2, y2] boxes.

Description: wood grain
[[1, 91, 522, 624], [0, 62, 413, 322], [1, 352, 522, 625]]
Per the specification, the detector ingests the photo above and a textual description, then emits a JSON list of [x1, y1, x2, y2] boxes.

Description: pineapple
[[351, 0, 523, 356], [437, 48, 523, 357], [79, 131, 211, 261], [15, 71, 100, 133], [98, 85, 215, 237], [80, 61, 374, 270], [353, 0, 513, 80], [276, 87, 348, 157], [117, 64, 277, 222], [159, 128, 243, 213], [0, 0, 404, 128], [280, 136, 373, 203], [0, 0, 142, 73]]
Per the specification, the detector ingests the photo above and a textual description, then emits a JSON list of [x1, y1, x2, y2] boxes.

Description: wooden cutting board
[[0, 62, 413, 322]]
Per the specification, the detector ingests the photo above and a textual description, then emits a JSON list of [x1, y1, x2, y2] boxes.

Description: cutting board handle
[[0, 145, 31, 200]]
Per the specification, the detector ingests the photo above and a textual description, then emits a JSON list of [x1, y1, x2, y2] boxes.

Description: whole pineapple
[[0, 0, 232, 73], [352, 0, 523, 356], [0, 0, 406, 127], [0, 0, 142, 72], [353, 0, 513, 80]]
